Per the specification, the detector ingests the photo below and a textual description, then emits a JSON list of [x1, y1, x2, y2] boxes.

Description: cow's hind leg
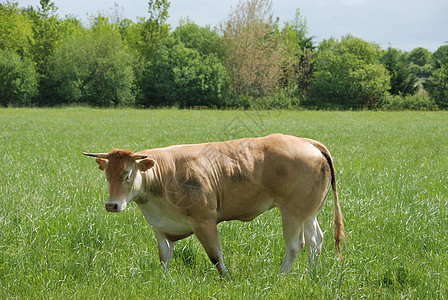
[[154, 227, 175, 269], [304, 217, 323, 271], [279, 210, 305, 274]]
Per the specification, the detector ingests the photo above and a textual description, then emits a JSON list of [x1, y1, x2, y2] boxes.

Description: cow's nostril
[[105, 203, 118, 212]]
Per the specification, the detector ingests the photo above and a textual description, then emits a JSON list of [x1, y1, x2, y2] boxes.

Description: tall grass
[[0, 108, 447, 298]]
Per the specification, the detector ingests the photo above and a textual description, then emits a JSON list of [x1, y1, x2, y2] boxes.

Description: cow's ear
[[137, 158, 155, 172], [95, 158, 108, 171]]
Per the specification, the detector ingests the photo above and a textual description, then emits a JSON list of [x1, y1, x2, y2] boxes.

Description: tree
[[431, 45, 448, 70], [117, 0, 170, 100], [24, 0, 62, 75], [425, 65, 448, 109], [59, 16, 85, 38], [280, 9, 314, 95], [408, 47, 432, 78], [140, 37, 231, 108], [46, 29, 136, 106], [0, 49, 38, 106], [425, 45, 448, 108], [131, 0, 170, 61], [381, 47, 418, 96], [408, 47, 431, 67], [282, 9, 314, 51], [220, 0, 285, 98], [0, 2, 34, 57], [171, 19, 226, 61], [309, 35, 390, 108], [89, 14, 118, 33]]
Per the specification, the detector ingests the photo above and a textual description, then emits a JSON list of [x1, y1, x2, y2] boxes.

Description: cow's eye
[[123, 171, 132, 182]]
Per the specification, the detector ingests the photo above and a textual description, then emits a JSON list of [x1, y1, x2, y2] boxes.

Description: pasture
[[0, 108, 447, 298]]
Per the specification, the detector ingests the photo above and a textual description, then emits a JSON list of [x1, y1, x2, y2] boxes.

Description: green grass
[[0, 108, 447, 298]]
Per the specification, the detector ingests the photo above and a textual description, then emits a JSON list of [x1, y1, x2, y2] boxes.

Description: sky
[[13, 0, 448, 52]]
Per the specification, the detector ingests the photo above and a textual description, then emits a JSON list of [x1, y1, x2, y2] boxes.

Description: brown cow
[[83, 133, 344, 276]]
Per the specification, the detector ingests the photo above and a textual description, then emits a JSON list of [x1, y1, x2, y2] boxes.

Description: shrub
[[408, 47, 431, 67], [251, 88, 301, 110], [431, 45, 448, 70], [0, 50, 38, 106], [0, 2, 34, 57], [309, 35, 390, 109], [381, 47, 418, 96], [140, 38, 231, 108], [379, 93, 435, 110], [425, 65, 448, 109], [46, 29, 136, 106], [409, 63, 433, 78], [171, 19, 226, 61]]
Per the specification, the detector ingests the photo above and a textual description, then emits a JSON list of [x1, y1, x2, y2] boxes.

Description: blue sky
[[14, 0, 448, 52]]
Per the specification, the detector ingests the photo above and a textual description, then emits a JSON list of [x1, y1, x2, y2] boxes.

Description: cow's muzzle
[[105, 203, 119, 212]]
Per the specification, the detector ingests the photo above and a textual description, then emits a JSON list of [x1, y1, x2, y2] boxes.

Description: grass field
[[0, 108, 447, 299]]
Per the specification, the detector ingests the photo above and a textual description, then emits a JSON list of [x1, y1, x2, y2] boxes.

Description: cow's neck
[[131, 171, 146, 204], [133, 165, 163, 204]]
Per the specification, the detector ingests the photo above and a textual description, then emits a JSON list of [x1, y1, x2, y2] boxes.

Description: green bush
[[431, 45, 448, 70], [379, 93, 435, 110], [409, 63, 433, 78], [0, 50, 38, 106], [309, 35, 390, 109], [251, 89, 301, 110], [171, 20, 226, 61], [0, 2, 34, 57], [381, 48, 418, 96], [46, 29, 136, 106], [425, 64, 448, 109], [140, 37, 231, 108]]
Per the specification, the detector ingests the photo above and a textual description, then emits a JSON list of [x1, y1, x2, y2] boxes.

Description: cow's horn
[[133, 154, 148, 160], [82, 152, 109, 159]]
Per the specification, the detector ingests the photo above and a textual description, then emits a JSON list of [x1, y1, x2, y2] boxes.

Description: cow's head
[[83, 149, 155, 212]]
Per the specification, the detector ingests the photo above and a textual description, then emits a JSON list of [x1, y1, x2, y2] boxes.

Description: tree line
[[1, 0, 447, 109]]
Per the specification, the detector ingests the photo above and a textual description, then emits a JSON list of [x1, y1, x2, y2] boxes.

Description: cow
[[83, 133, 344, 276]]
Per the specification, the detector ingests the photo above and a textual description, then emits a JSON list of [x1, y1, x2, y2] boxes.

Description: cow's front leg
[[153, 227, 175, 269], [190, 218, 228, 277]]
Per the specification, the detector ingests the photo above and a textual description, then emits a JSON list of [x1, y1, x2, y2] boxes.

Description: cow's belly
[[137, 202, 192, 236], [149, 215, 192, 235], [218, 191, 276, 222]]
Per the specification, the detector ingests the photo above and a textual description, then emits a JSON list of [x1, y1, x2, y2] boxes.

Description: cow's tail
[[306, 139, 345, 260]]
